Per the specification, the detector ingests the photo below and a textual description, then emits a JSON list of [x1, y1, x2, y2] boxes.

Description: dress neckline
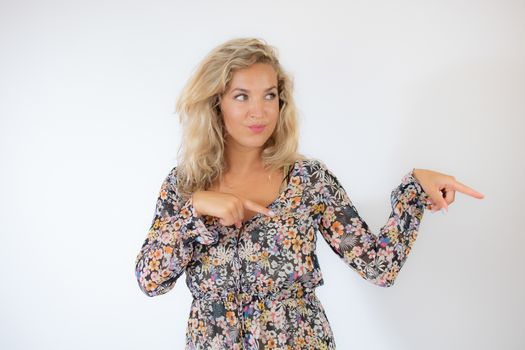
[[241, 159, 300, 226]]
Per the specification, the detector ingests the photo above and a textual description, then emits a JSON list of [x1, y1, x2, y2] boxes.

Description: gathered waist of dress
[[191, 284, 317, 306]]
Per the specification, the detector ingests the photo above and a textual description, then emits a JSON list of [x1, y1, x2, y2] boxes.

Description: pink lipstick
[[248, 125, 266, 133]]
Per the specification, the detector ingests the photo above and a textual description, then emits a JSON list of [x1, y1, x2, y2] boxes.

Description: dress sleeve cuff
[[179, 196, 219, 245], [401, 168, 434, 211]]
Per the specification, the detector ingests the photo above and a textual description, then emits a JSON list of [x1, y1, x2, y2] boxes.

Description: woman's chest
[[207, 168, 288, 223], [185, 171, 325, 292], [189, 203, 319, 275]]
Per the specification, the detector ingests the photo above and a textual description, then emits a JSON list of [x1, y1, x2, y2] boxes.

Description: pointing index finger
[[243, 199, 276, 217], [451, 179, 485, 199]]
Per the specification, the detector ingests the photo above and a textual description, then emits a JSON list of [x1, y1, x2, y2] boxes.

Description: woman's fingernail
[[269, 210, 275, 216]]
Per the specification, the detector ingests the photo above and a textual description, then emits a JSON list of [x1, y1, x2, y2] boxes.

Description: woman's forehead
[[227, 64, 278, 91]]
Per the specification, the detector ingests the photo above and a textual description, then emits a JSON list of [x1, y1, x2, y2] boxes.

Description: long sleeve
[[134, 166, 219, 297], [312, 161, 433, 287]]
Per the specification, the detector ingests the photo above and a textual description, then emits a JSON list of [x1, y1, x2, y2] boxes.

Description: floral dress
[[134, 158, 433, 349]]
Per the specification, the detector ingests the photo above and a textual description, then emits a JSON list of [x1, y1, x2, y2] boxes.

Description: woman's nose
[[249, 98, 264, 118]]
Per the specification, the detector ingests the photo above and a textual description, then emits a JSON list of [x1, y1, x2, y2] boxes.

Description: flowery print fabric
[[135, 158, 433, 349]]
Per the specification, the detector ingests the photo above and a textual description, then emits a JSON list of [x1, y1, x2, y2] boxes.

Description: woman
[[134, 37, 484, 349]]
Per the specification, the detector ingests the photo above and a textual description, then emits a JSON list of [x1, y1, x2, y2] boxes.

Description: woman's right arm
[[134, 166, 218, 297]]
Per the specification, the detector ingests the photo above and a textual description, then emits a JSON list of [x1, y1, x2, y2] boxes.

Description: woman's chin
[[226, 133, 272, 149], [241, 137, 271, 149]]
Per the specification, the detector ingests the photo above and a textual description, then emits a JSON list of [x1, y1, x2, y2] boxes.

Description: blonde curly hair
[[174, 37, 306, 202]]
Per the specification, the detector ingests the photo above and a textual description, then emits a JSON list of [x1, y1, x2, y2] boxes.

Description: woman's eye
[[234, 92, 276, 101]]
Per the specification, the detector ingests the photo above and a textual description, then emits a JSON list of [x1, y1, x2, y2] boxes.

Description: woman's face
[[219, 62, 280, 150]]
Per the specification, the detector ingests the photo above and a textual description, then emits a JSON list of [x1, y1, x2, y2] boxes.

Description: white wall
[[1, 0, 523, 349]]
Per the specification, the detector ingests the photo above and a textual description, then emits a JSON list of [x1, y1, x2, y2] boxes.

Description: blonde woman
[[134, 37, 484, 349]]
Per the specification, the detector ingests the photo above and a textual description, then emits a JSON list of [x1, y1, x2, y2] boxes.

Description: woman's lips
[[248, 125, 266, 133]]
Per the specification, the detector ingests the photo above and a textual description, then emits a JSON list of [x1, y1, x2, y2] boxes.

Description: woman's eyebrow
[[231, 85, 277, 93]]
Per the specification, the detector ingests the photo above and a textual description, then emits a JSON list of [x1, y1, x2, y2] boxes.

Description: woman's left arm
[[312, 161, 484, 287]]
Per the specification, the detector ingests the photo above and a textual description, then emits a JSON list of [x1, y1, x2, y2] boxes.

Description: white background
[[1, 0, 524, 349]]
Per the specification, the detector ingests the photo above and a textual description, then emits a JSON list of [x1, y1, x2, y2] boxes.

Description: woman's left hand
[[412, 168, 485, 213]]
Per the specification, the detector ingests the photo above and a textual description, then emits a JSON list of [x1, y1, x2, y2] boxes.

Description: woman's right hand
[[191, 191, 275, 229]]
